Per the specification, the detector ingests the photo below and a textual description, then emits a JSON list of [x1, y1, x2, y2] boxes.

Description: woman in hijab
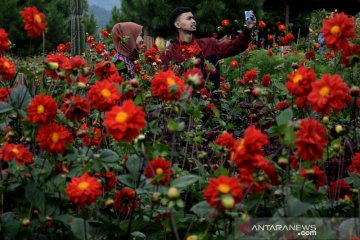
[[111, 22, 144, 79]]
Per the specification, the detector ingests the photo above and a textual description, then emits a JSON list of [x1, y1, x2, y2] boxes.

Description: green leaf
[[276, 108, 293, 126], [25, 183, 45, 213], [131, 231, 146, 238], [1, 212, 20, 240], [70, 217, 90, 240], [190, 201, 212, 217], [167, 119, 185, 132], [172, 174, 201, 188], [8, 86, 31, 109], [286, 195, 312, 217], [99, 149, 120, 163], [348, 172, 360, 189], [0, 102, 13, 113], [281, 126, 296, 147], [126, 155, 142, 178], [117, 174, 136, 188]]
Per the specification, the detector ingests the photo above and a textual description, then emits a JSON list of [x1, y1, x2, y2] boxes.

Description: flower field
[[0, 6, 360, 240]]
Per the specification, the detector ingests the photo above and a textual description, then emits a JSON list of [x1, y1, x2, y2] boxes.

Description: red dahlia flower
[[0, 28, 10, 54], [65, 172, 102, 207], [36, 123, 74, 154], [144, 158, 172, 185], [231, 126, 269, 170], [348, 153, 360, 174], [321, 12, 356, 52], [114, 188, 139, 215], [88, 80, 121, 112], [0, 143, 33, 165], [294, 118, 328, 161], [25, 94, 57, 124], [307, 74, 351, 115], [19, 6, 47, 38], [151, 69, 187, 101], [103, 100, 146, 142], [204, 175, 243, 210], [285, 66, 316, 97], [0, 57, 16, 80]]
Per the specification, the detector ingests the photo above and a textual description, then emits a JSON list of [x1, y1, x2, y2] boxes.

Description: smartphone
[[244, 10, 254, 21]]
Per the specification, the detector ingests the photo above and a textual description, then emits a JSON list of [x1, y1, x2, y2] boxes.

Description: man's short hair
[[169, 7, 194, 27]]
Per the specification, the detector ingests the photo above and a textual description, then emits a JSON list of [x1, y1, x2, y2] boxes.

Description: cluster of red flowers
[[56, 42, 71, 53], [0, 28, 10, 54], [144, 158, 172, 185], [65, 172, 102, 207], [19, 6, 47, 38], [329, 178, 351, 200], [301, 165, 326, 190], [0, 87, 11, 102], [241, 69, 258, 84], [77, 124, 103, 147], [103, 100, 146, 142], [280, 33, 295, 46], [0, 143, 34, 165], [60, 95, 90, 121], [348, 153, 360, 174], [151, 69, 187, 101], [144, 44, 161, 64]]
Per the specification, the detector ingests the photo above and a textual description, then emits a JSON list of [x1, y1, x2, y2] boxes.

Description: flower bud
[[167, 187, 180, 199], [322, 116, 329, 125], [47, 62, 59, 70], [187, 235, 199, 240], [77, 82, 86, 89], [21, 218, 31, 227], [349, 86, 360, 97], [335, 124, 343, 134], [151, 192, 161, 203]]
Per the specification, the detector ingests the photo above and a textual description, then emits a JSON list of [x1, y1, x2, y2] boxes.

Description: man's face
[[175, 12, 196, 32]]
